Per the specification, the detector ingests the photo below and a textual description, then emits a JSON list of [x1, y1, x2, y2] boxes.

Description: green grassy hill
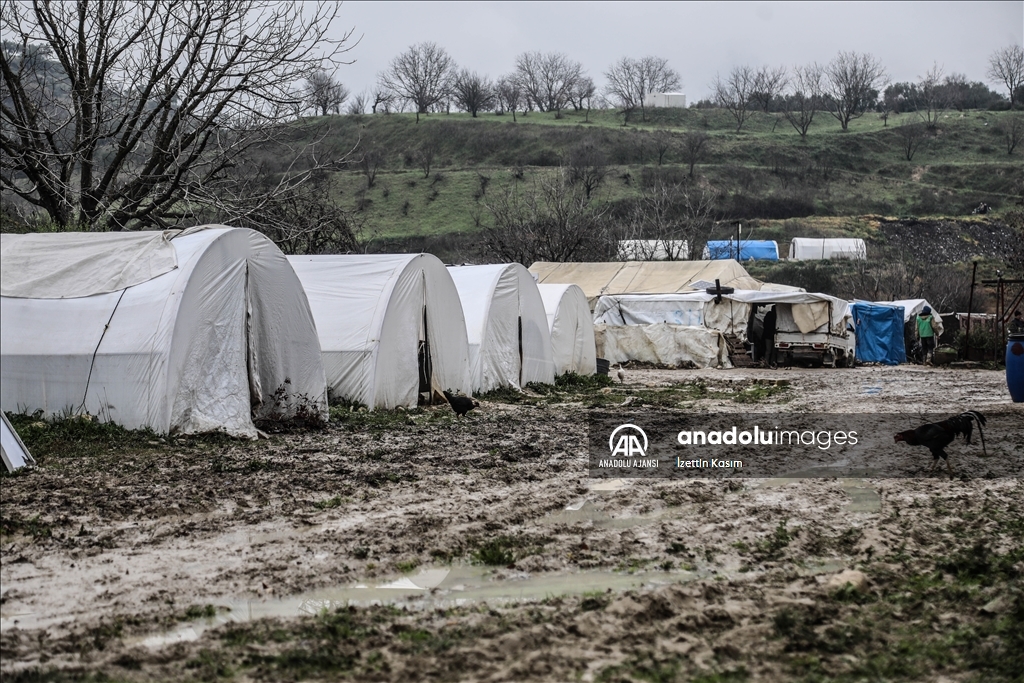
[[284, 106, 1021, 259]]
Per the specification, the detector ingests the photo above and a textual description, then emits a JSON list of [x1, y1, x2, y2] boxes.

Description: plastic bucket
[[596, 358, 610, 376], [1007, 333, 1024, 403]]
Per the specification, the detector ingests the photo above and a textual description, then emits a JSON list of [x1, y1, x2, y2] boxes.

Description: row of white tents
[[0, 227, 596, 438]]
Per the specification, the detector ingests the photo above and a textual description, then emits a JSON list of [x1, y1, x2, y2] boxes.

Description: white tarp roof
[[595, 324, 731, 369], [594, 290, 850, 336], [1, 412, 35, 472], [289, 254, 472, 408], [1, 230, 179, 298], [538, 283, 597, 375], [529, 260, 766, 306], [886, 299, 940, 323], [448, 264, 555, 392], [789, 238, 867, 260], [1, 227, 328, 438]]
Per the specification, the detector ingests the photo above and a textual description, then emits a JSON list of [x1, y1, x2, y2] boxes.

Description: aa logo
[[609, 424, 648, 458]]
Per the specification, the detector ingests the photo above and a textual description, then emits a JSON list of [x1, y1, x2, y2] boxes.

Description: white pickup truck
[[771, 301, 856, 368]]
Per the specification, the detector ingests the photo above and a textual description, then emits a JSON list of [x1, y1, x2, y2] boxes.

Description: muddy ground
[[1, 366, 1022, 682]]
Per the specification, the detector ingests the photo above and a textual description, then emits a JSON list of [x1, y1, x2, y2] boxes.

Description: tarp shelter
[[596, 324, 732, 369], [594, 290, 849, 337], [1, 227, 328, 438], [529, 260, 767, 308], [448, 264, 555, 392], [703, 240, 780, 261], [788, 238, 867, 261], [537, 284, 597, 375], [1, 412, 35, 472], [617, 240, 689, 261], [288, 254, 472, 408], [851, 302, 907, 365], [888, 299, 941, 324]]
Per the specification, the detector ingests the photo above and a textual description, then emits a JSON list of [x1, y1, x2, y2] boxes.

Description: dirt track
[[2, 366, 1021, 682]]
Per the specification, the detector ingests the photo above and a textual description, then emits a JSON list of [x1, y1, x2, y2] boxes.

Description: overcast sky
[[328, 1, 1023, 102]]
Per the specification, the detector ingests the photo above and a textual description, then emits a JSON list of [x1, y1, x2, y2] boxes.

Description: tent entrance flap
[[245, 262, 263, 408], [418, 305, 433, 399]]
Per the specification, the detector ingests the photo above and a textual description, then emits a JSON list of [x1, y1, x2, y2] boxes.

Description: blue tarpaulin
[[851, 302, 906, 365], [705, 240, 779, 261]]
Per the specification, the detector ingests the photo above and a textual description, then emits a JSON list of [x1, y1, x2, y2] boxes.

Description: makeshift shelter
[[851, 302, 907, 365], [537, 284, 597, 375], [593, 290, 852, 368], [703, 240, 780, 261], [1, 412, 35, 472], [1, 227, 327, 438], [788, 238, 867, 261], [288, 254, 472, 409], [447, 264, 555, 392], [530, 260, 769, 308], [596, 324, 732, 369]]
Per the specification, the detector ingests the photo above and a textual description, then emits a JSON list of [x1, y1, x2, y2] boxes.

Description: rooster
[[443, 390, 480, 418], [894, 411, 987, 477]]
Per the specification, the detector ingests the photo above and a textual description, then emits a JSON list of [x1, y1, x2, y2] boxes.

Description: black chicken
[[894, 411, 987, 477], [443, 390, 480, 418]]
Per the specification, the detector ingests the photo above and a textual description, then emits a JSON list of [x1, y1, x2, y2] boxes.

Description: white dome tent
[[288, 254, 472, 409], [0, 227, 328, 438], [538, 283, 597, 376], [447, 264, 555, 393]]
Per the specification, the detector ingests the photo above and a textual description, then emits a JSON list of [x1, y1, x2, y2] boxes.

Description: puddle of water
[[589, 479, 627, 491], [538, 501, 668, 529], [751, 476, 882, 514], [126, 564, 704, 649], [861, 385, 882, 395]]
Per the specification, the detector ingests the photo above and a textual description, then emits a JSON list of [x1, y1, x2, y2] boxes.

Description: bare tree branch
[[0, 0, 356, 230]]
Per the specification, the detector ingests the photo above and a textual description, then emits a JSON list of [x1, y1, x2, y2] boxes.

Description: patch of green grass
[[328, 403, 417, 432], [313, 495, 347, 510], [183, 604, 218, 620], [472, 536, 517, 566], [555, 371, 615, 391], [395, 559, 420, 573], [0, 512, 53, 539]]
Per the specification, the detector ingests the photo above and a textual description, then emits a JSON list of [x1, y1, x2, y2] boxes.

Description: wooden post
[[965, 261, 977, 360]]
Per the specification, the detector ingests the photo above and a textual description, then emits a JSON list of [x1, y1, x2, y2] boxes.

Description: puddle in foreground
[[126, 556, 847, 649]]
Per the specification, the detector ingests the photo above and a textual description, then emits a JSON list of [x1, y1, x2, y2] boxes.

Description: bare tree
[[305, 70, 349, 117], [916, 63, 947, 128], [370, 85, 397, 114], [514, 51, 585, 117], [679, 131, 711, 178], [359, 145, 385, 188], [896, 122, 927, 161], [822, 51, 887, 131], [751, 65, 789, 112], [452, 69, 494, 118], [652, 129, 673, 165], [416, 135, 438, 178], [782, 63, 823, 137], [987, 44, 1024, 106], [379, 42, 455, 123], [998, 115, 1024, 155], [495, 75, 524, 121], [483, 172, 612, 265], [620, 179, 718, 261], [604, 55, 681, 123], [564, 139, 608, 199], [0, 0, 353, 231], [347, 91, 368, 115], [713, 66, 756, 132]]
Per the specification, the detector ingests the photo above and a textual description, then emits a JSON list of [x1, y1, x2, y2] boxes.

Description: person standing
[[916, 305, 941, 364], [1009, 310, 1024, 336], [762, 305, 778, 368]]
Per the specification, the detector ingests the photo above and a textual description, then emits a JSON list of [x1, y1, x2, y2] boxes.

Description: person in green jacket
[[916, 306, 942, 364]]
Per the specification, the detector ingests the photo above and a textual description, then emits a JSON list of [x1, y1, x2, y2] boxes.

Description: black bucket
[[596, 358, 610, 376]]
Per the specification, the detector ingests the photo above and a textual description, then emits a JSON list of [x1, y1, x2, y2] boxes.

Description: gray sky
[[329, 1, 1023, 102]]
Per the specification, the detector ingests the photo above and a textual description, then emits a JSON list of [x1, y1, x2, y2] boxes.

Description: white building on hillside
[[644, 92, 687, 109]]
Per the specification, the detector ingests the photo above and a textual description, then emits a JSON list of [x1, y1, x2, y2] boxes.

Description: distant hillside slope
[[264, 107, 1023, 249]]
